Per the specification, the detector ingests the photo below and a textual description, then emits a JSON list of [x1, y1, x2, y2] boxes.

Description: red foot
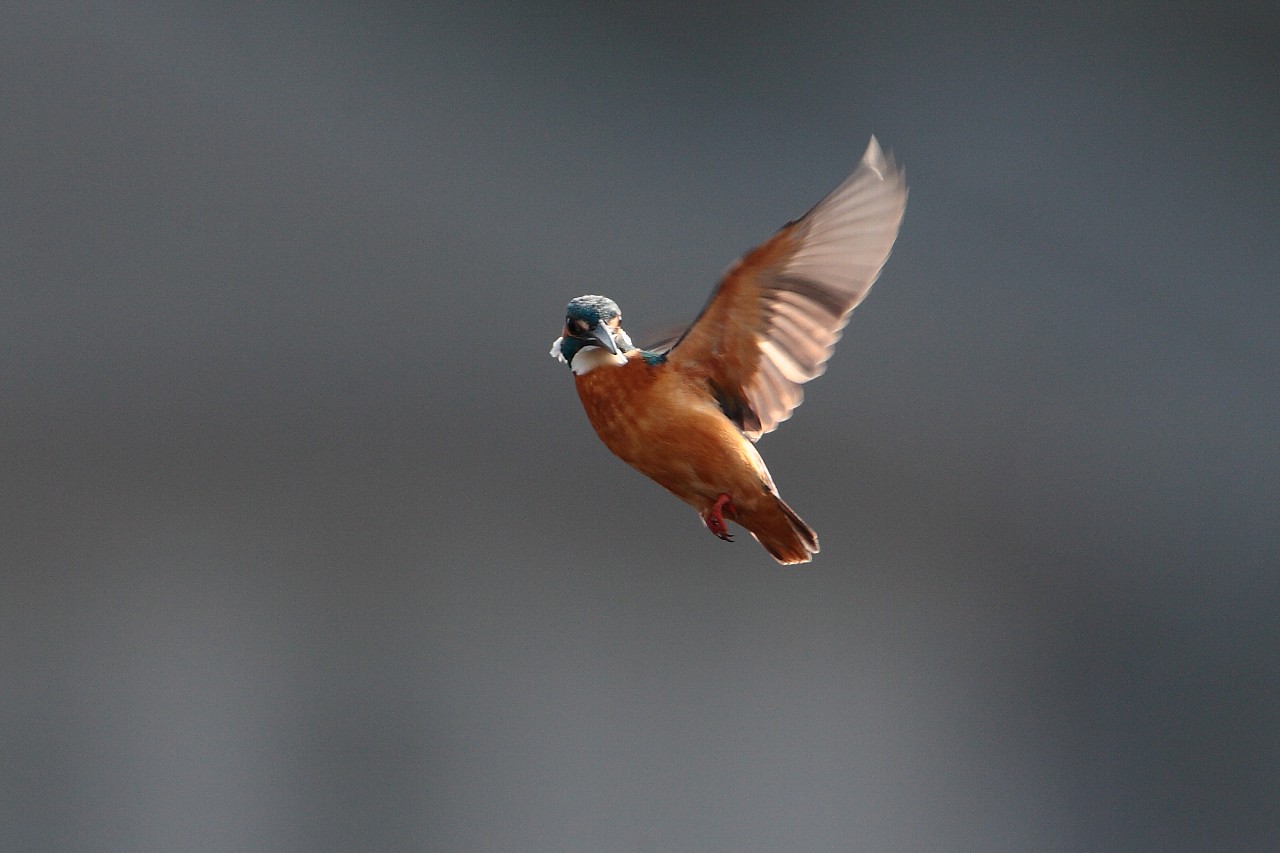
[[701, 493, 738, 542]]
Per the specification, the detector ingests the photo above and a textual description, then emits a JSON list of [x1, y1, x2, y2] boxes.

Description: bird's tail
[[745, 495, 819, 565]]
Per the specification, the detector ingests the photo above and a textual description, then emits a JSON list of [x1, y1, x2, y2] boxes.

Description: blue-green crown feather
[[566, 295, 620, 326]]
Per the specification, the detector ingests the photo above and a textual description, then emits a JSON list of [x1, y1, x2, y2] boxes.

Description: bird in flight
[[550, 137, 907, 564]]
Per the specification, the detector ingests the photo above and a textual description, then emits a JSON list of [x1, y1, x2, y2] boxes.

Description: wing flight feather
[[666, 137, 908, 440]]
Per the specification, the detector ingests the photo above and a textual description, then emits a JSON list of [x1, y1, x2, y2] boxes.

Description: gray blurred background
[[3, 2, 1277, 850]]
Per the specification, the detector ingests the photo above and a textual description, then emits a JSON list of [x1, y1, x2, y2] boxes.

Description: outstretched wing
[[664, 137, 907, 440]]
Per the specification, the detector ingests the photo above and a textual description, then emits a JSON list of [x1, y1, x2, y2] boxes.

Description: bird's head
[[550, 295, 634, 370]]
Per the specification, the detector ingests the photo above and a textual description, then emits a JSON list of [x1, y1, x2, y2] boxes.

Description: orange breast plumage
[[572, 352, 818, 563], [573, 354, 755, 504]]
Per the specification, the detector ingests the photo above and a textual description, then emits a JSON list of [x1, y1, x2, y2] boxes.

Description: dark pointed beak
[[588, 323, 620, 354]]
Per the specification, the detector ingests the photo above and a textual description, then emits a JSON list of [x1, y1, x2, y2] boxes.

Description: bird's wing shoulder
[[663, 137, 907, 441]]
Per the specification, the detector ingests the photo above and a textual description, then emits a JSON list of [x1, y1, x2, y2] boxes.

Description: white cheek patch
[[550, 337, 568, 364], [571, 347, 628, 375]]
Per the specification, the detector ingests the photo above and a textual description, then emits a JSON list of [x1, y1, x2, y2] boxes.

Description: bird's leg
[[701, 493, 737, 542]]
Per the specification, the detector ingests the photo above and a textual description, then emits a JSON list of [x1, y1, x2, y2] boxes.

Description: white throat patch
[[569, 346, 628, 375], [550, 336, 629, 374]]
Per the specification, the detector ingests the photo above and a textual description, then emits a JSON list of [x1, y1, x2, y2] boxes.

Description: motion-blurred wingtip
[[863, 135, 886, 175], [862, 135, 902, 181]]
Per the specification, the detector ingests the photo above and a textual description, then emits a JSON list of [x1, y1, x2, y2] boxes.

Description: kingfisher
[[550, 137, 907, 564]]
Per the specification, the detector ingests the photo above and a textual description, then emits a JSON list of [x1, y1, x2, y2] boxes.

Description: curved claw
[[701, 493, 737, 542]]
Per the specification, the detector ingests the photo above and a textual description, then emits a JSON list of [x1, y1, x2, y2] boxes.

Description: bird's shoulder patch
[[640, 350, 667, 366]]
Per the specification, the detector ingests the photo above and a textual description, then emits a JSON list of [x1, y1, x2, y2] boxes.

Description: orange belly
[[573, 354, 773, 513]]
